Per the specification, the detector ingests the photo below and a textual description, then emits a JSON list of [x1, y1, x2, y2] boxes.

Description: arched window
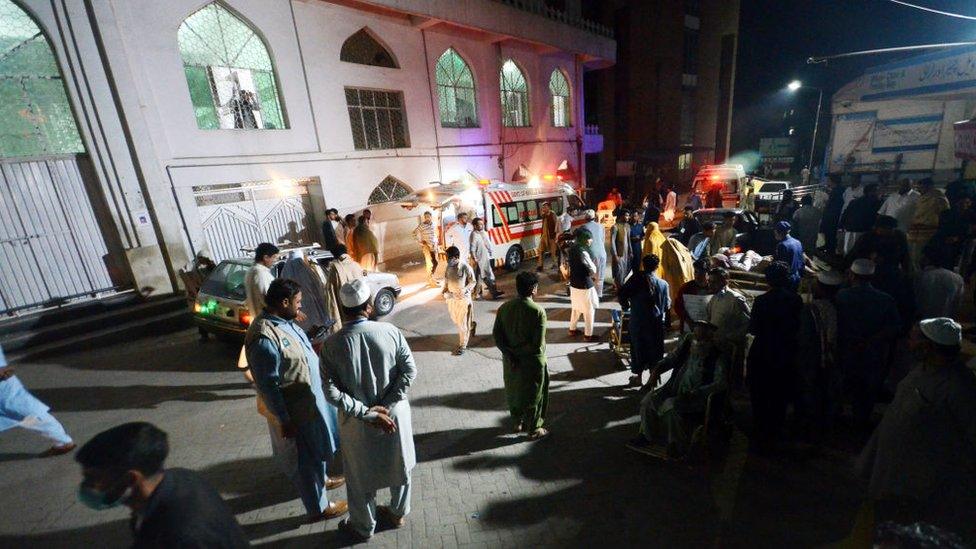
[[368, 176, 412, 205], [500, 59, 530, 128], [0, 0, 84, 157], [435, 48, 478, 128], [549, 69, 571, 128], [178, 2, 286, 130], [340, 28, 398, 68]]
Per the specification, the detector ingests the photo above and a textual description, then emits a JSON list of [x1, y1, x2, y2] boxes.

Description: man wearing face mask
[[75, 422, 247, 548]]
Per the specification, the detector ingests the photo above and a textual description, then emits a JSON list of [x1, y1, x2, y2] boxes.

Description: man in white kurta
[[322, 279, 417, 541], [445, 212, 473, 263], [443, 246, 477, 355], [244, 243, 279, 318]]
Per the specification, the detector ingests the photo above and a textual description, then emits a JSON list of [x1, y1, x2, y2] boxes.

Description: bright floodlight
[[787, 80, 802, 92]]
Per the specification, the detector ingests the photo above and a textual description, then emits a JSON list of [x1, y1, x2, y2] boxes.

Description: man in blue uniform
[[773, 220, 804, 290], [246, 278, 347, 522]]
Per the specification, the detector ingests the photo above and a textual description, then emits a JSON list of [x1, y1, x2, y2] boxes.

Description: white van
[[691, 164, 748, 208], [400, 179, 588, 270]]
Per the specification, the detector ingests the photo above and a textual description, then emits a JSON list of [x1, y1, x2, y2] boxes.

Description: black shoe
[[470, 321, 477, 338]]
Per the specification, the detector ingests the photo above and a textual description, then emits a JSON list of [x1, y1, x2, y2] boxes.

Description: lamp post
[[787, 80, 824, 173]]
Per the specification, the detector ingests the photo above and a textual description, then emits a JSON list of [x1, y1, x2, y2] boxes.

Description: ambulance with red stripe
[[400, 179, 588, 271]]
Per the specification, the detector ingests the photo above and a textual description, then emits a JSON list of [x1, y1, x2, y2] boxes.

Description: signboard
[[871, 114, 942, 153], [759, 137, 796, 158], [954, 119, 976, 160], [862, 45, 976, 102]]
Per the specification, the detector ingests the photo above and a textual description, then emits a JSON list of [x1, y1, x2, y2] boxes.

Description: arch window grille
[[499, 60, 530, 128], [178, 2, 286, 130], [435, 48, 478, 128], [367, 176, 412, 205], [0, 0, 84, 157], [549, 69, 571, 128], [340, 28, 398, 68]]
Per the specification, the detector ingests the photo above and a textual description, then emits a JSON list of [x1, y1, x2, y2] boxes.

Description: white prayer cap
[[850, 258, 876, 276], [816, 270, 845, 286], [919, 317, 962, 346], [339, 279, 372, 308]]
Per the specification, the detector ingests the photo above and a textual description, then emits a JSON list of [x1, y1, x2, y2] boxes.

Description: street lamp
[[786, 80, 824, 173]]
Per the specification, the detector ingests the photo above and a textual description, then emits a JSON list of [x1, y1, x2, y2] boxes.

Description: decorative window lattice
[[344, 88, 409, 150], [0, 0, 84, 157], [435, 48, 478, 128], [549, 69, 571, 128], [340, 29, 398, 68], [367, 176, 412, 205], [500, 59, 530, 128], [178, 3, 285, 130]]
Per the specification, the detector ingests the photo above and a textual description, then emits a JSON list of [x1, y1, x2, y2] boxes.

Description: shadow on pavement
[[53, 330, 241, 373], [414, 426, 523, 462], [198, 456, 298, 517], [0, 452, 37, 462], [0, 519, 132, 547], [32, 383, 252, 411]]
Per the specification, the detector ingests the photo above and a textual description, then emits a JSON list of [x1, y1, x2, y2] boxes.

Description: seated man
[[688, 221, 717, 261], [626, 320, 728, 459]]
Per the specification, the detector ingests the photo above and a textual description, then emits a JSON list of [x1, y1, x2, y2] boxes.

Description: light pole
[[787, 80, 824, 173]]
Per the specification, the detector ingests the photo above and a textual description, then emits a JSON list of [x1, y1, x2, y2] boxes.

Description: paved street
[[0, 266, 863, 548]]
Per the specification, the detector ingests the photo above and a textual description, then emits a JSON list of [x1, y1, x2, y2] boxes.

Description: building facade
[[0, 0, 613, 315], [828, 46, 976, 183], [582, 0, 739, 195]]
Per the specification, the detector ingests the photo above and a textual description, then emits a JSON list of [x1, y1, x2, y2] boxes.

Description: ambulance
[[400, 178, 589, 270]]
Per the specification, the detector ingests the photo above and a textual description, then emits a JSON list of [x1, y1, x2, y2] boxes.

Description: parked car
[[193, 250, 401, 339], [691, 208, 776, 256]]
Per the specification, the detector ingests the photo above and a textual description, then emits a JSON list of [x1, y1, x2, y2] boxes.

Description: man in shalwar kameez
[[470, 218, 503, 300], [627, 320, 727, 459], [322, 279, 417, 542], [0, 344, 75, 457], [442, 246, 477, 355], [493, 271, 550, 440], [245, 279, 346, 522], [323, 244, 364, 334]]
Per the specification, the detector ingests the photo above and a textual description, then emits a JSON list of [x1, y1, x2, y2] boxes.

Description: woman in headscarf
[[342, 213, 357, 257], [351, 215, 379, 271], [641, 222, 667, 276]]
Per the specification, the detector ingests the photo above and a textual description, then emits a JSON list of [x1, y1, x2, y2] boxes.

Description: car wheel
[[373, 288, 396, 317], [504, 245, 523, 271]]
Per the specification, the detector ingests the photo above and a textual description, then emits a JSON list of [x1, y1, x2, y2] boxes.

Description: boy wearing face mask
[[75, 422, 247, 548], [442, 246, 477, 355]]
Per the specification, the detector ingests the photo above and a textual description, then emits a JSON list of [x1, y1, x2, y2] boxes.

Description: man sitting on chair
[[627, 320, 728, 459]]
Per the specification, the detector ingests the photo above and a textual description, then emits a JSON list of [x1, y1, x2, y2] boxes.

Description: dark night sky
[[731, 0, 976, 157]]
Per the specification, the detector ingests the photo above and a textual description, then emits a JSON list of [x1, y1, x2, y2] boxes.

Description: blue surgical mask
[[77, 484, 130, 510]]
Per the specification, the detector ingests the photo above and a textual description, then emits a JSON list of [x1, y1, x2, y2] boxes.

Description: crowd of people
[[601, 175, 976, 541], [5, 176, 976, 545]]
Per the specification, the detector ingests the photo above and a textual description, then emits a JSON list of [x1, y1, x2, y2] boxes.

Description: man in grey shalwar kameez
[[322, 279, 417, 541]]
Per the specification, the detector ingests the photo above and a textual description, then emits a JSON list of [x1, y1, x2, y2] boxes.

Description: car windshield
[[759, 183, 787, 192], [200, 261, 248, 300]]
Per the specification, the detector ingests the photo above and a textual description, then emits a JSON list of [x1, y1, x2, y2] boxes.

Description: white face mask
[[448, 258, 459, 267]]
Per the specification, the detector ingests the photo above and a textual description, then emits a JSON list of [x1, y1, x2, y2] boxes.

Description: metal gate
[[0, 155, 117, 315], [193, 178, 316, 261]]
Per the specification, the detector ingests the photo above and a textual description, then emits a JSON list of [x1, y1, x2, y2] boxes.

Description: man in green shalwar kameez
[[493, 271, 550, 440]]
